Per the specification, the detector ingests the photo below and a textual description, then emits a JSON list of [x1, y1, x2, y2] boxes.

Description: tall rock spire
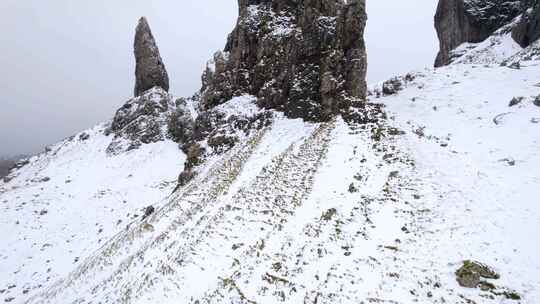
[[134, 17, 169, 97]]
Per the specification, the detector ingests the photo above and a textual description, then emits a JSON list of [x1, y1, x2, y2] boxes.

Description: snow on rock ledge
[[106, 87, 180, 155]]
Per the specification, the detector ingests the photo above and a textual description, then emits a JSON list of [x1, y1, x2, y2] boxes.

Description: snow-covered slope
[[0, 61, 534, 303], [378, 63, 540, 303], [452, 31, 522, 65], [0, 124, 185, 302]]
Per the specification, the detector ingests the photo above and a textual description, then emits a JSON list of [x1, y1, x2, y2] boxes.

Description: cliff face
[[434, 0, 522, 67], [512, 0, 540, 47], [200, 0, 367, 122], [106, 88, 178, 155], [134, 17, 169, 97]]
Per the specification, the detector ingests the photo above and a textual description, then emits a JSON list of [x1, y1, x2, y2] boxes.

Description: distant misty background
[[0, 0, 438, 157]]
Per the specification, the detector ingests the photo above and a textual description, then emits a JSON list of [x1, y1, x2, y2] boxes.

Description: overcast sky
[[0, 0, 438, 157]]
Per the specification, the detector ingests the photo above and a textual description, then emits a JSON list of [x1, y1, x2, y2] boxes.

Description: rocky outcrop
[[134, 17, 169, 97], [106, 88, 179, 154], [108, 2, 368, 178], [434, 0, 522, 67], [200, 0, 367, 122], [175, 96, 272, 186], [0, 158, 18, 180], [105, 18, 179, 154], [512, 0, 540, 47]]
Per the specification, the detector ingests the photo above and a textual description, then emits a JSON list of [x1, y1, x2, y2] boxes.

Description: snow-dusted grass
[[379, 62, 540, 303], [0, 125, 185, 302]]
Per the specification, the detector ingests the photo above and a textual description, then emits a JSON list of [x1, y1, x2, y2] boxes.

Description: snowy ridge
[[26, 123, 270, 303]]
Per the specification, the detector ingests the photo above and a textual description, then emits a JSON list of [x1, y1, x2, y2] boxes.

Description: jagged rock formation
[[105, 18, 179, 154], [512, 1, 540, 47], [174, 96, 273, 187], [106, 88, 178, 154], [434, 0, 522, 67], [134, 17, 169, 97], [200, 0, 367, 122], [108, 2, 369, 185], [106, 15, 275, 163], [434, 0, 540, 67]]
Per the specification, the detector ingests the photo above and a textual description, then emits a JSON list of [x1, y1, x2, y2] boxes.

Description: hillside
[[1, 0, 540, 303], [1, 63, 538, 304]]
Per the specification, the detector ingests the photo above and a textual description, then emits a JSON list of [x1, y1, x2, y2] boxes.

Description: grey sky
[[0, 0, 438, 157]]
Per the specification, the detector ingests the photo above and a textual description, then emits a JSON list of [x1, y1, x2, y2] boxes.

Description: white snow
[[453, 32, 523, 65], [214, 95, 262, 119], [378, 63, 540, 303], [0, 124, 185, 302]]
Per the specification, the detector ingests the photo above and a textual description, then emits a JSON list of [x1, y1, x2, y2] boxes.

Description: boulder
[[142, 205, 155, 220], [382, 78, 403, 96], [178, 169, 196, 187], [508, 96, 525, 107], [534, 95, 540, 106], [456, 260, 500, 288]]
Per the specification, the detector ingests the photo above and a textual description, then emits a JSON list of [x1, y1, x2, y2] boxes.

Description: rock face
[[434, 0, 522, 67], [0, 158, 18, 180], [512, 1, 540, 47], [134, 17, 169, 97], [106, 87, 178, 154], [174, 96, 273, 186], [200, 0, 367, 122]]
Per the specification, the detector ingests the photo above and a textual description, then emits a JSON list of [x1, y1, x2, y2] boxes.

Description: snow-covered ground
[[0, 125, 185, 303], [377, 62, 540, 303], [1, 46, 540, 304], [453, 32, 522, 65]]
